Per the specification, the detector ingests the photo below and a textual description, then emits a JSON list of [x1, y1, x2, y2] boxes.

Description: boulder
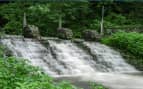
[[57, 28, 73, 39], [82, 30, 101, 41], [73, 39, 84, 43], [23, 25, 41, 39], [4, 47, 13, 57]]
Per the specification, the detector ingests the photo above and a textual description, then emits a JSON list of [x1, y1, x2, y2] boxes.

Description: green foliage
[[0, 55, 108, 89], [90, 82, 108, 89], [0, 56, 82, 89], [0, 45, 108, 89], [102, 32, 143, 58], [0, 3, 25, 35], [0, 45, 5, 57], [89, 19, 100, 30], [0, 2, 90, 37], [105, 13, 127, 25], [101, 32, 143, 70], [0, 44, 13, 57], [0, 2, 143, 37], [0, 44, 80, 89], [0, 44, 106, 89]]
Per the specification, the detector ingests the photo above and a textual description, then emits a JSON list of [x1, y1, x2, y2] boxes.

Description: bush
[[90, 82, 108, 89], [0, 45, 5, 57], [0, 44, 81, 89], [102, 32, 143, 58], [101, 32, 143, 70], [0, 56, 80, 89]]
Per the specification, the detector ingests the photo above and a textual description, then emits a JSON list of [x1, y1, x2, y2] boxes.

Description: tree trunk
[[23, 12, 27, 28], [58, 15, 62, 29], [100, 5, 104, 36]]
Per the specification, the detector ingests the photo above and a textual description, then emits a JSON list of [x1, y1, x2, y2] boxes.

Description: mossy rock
[[23, 25, 41, 39], [57, 28, 73, 39], [82, 30, 101, 41]]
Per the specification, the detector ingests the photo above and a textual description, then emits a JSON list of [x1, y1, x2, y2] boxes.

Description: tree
[[100, 5, 104, 35], [48, 3, 68, 29]]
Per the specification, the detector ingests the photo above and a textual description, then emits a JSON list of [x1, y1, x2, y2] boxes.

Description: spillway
[[1, 35, 142, 89]]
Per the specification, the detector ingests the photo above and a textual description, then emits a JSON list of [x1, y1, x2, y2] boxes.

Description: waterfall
[[0, 36, 138, 76], [1, 36, 142, 89], [48, 40, 97, 75], [83, 42, 137, 73], [0, 36, 65, 76]]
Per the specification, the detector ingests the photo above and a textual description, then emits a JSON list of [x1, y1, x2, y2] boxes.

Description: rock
[[23, 25, 41, 39], [82, 30, 101, 41], [73, 39, 84, 43], [57, 28, 73, 39], [4, 48, 13, 57]]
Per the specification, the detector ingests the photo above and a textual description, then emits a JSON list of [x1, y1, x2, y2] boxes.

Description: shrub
[[101, 32, 143, 70], [0, 44, 81, 89], [0, 45, 5, 57], [102, 32, 143, 58], [0, 56, 80, 89], [90, 82, 108, 89]]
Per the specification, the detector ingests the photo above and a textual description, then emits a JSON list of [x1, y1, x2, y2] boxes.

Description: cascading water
[[1, 35, 143, 89], [0, 36, 57, 75], [83, 42, 137, 73], [48, 40, 97, 75], [1, 36, 97, 76]]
